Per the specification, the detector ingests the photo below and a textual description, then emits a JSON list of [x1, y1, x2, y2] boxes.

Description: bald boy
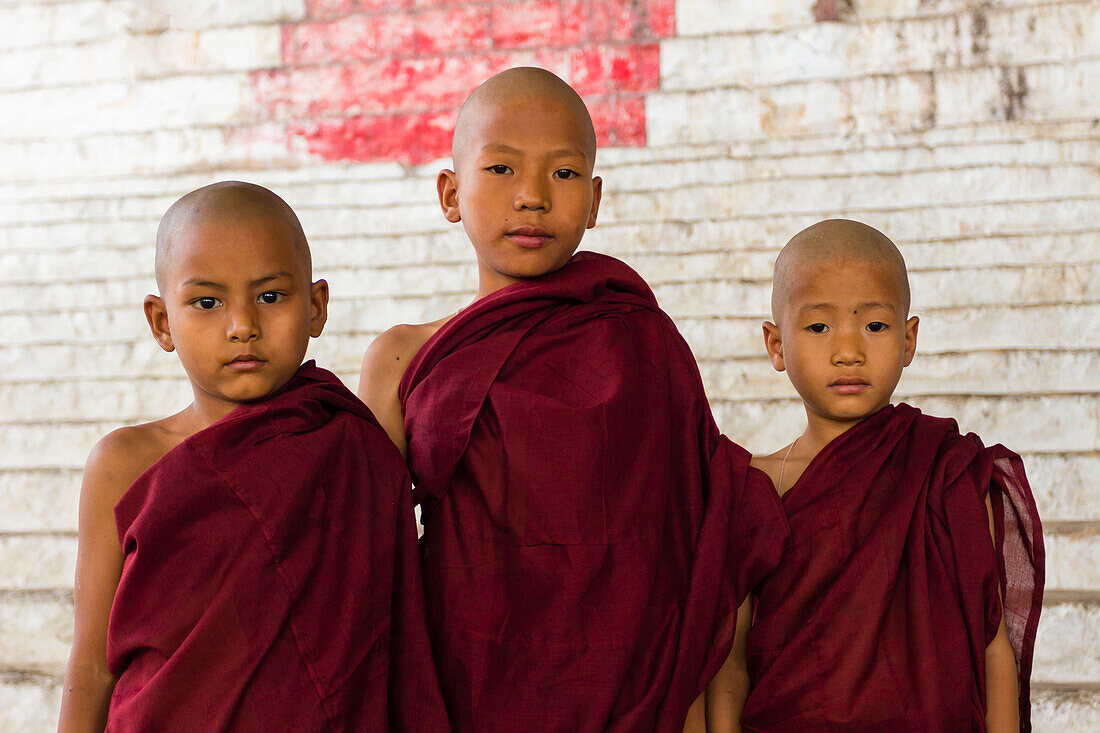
[[359, 68, 789, 732], [153, 180, 311, 286], [362, 67, 604, 444], [59, 181, 447, 732], [771, 219, 910, 317], [706, 219, 1044, 731]]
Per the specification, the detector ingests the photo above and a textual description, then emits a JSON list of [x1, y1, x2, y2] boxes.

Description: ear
[[308, 279, 330, 338], [762, 321, 785, 372], [144, 294, 174, 353], [437, 169, 461, 223], [586, 176, 603, 229], [902, 315, 919, 367]]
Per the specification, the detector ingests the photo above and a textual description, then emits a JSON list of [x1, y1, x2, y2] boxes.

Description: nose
[[831, 327, 864, 366], [226, 302, 260, 343], [513, 171, 549, 212]]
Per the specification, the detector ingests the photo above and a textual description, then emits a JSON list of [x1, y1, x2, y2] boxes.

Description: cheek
[[780, 340, 810, 369], [462, 184, 500, 212], [787, 347, 830, 384], [565, 192, 593, 225], [880, 335, 909, 363], [166, 315, 209, 349]]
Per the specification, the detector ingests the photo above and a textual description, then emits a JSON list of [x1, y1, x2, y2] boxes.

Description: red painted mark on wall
[[815, 0, 839, 22], [251, 0, 675, 164]]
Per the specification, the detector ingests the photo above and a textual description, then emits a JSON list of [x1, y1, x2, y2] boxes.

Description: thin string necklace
[[776, 438, 797, 494]]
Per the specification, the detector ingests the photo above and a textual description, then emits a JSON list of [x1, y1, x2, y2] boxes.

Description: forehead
[[465, 95, 593, 158], [166, 215, 305, 282], [788, 257, 905, 308]]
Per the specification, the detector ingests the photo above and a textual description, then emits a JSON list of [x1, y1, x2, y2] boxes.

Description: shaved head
[[155, 181, 309, 292], [772, 219, 910, 322], [451, 67, 597, 170]]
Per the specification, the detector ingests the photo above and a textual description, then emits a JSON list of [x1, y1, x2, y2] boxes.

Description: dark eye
[[554, 168, 579, 179], [258, 291, 282, 305], [194, 297, 220, 310], [808, 323, 828, 333], [866, 321, 888, 332], [486, 164, 511, 174]]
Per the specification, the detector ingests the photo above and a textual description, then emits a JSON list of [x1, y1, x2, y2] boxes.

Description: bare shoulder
[[83, 416, 190, 506], [360, 317, 452, 395], [364, 319, 450, 373], [62, 415, 195, 726], [359, 316, 454, 456]]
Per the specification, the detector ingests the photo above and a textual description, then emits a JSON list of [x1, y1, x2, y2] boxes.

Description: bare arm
[[682, 690, 706, 733], [984, 494, 1020, 732], [702, 595, 754, 733], [985, 615, 1018, 731], [358, 327, 421, 458], [58, 433, 142, 732]]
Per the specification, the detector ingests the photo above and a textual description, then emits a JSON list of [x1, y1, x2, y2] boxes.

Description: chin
[[815, 402, 877, 423], [836, 405, 887, 422], [222, 380, 283, 404], [505, 260, 569, 279]]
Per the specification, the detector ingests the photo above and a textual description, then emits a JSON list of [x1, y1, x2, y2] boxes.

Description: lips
[[506, 226, 552, 248], [225, 354, 266, 370], [829, 376, 869, 394]]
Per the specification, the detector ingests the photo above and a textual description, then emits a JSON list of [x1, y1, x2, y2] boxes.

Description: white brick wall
[[1, 0, 1097, 728]]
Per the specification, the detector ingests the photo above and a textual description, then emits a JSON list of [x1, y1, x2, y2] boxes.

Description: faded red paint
[[815, 0, 839, 22], [283, 6, 493, 65], [569, 44, 661, 96], [645, 0, 677, 37], [252, 0, 676, 165], [587, 96, 648, 147], [490, 1, 562, 50], [291, 110, 458, 163]]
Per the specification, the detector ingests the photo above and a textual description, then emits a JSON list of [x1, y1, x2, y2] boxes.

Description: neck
[[797, 410, 871, 459], [475, 257, 528, 300], [185, 394, 242, 434]]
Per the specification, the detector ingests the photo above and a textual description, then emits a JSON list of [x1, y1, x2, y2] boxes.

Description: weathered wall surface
[[1, 0, 1097, 728]]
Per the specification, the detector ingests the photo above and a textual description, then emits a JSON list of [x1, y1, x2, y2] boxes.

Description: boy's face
[[764, 257, 918, 430], [438, 94, 602, 297], [145, 216, 328, 416]]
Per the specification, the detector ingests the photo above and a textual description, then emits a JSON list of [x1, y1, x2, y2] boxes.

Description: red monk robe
[[106, 362, 448, 732], [399, 252, 790, 732], [741, 403, 1044, 732]]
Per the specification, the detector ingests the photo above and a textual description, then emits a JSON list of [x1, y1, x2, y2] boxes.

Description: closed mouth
[[829, 377, 869, 393], [226, 355, 266, 369], [507, 227, 552, 247]]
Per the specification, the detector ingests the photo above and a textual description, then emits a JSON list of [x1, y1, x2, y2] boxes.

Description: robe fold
[[741, 403, 1044, 732], [399, 252, 790, 732], [107, 362, 449, 732]]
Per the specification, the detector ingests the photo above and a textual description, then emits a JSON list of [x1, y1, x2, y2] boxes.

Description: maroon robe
[[399, 252, 790, 732], [107, 362, 448, 732], [742, 403, 1044, 732]]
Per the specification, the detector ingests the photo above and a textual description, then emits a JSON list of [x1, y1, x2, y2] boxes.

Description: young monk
[[358, 67, 790, 732], [58, 181, 448, 732], [704, 219, 1044, 731]]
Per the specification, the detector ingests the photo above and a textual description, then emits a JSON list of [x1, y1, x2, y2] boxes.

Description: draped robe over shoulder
[[107, 363, 448, 732], [742, 403, 1044, 732], [399, 252, 790, 732]]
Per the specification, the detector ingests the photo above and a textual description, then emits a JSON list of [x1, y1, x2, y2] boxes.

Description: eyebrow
[[180, 272, 295, 289], [251, 272, 295, 287]]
